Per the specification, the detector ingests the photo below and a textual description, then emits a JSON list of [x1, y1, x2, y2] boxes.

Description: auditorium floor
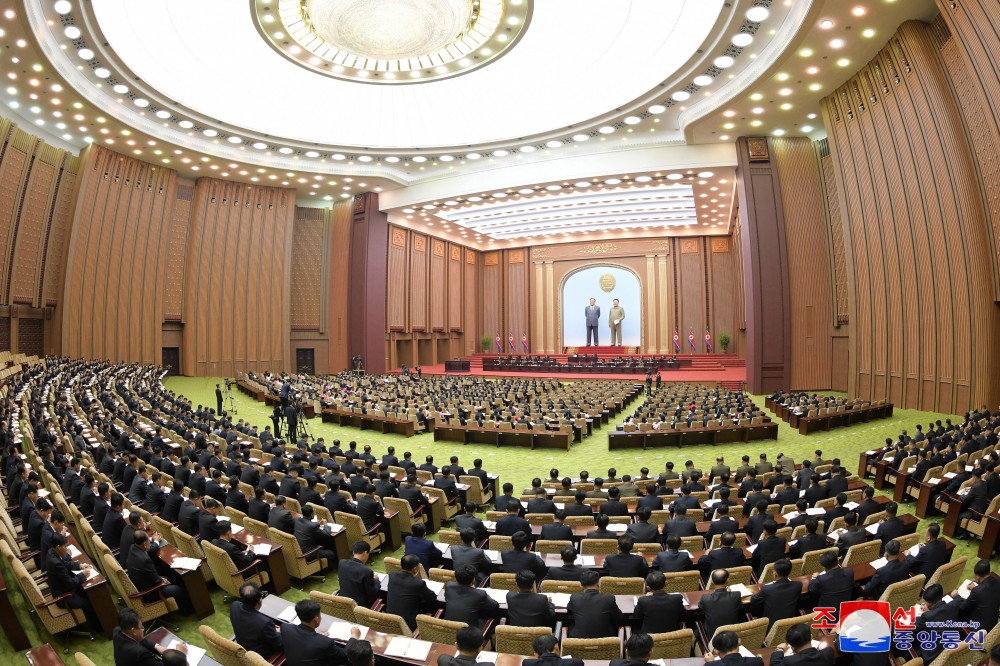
[[4, 377, 982, 661]]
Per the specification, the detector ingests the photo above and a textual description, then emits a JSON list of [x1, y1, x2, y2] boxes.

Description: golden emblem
[[599, 273, 616, 292]]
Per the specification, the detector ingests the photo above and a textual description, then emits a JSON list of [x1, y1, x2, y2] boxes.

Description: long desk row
[[321, 408, 417, 437], [608, 422, 778, 449], [767, 399, 894, 435], [433, 424, 574, 451]]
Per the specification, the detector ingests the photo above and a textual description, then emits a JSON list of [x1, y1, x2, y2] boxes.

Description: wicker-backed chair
[[242, 517, 270, 539], [564, 516, 595, 527], [494, 625, 552, 656], [649, 629, 695, 659], [171, 527, 213, 582], [310, 590, 359, 622], [536, 540, 572, 555], [438, 529, 464, 546], [199, 624, 245, 666], [384, 497, 426, 536], [928, 644, 973, 666], [679, 536, 705, 552], [764, 613, 819, 647], [663, 570, 702, 593], [488, 535, 514, 551], [526, 513, 555, 525], [489, 573, 519, 591], [562, 637, 622, 661], [241, 651, 273, 666], [423, 487, 460, 523], [709, 533, 749, 550], [459, 476, 494, 506], [843, 540, 882, 568], [800, 547, 838, 577], [926, 556, 967, 594], [384, 556, 428, 579], [267, 527, 327, 587], [894, 532, 921, 553], [708, 566, 754, 588], [540, 579, 583, 594], [202, 540, 269, 603], [336, 512, 385, 552], [354, 606, 412, 636], [103, 552, 179, 625], [708, 617, 769, 651], [580, 539, 618, 555], [11, 556, 92, 653], [416, 614, 467, 644], [73, 653, 98, 666], [429, 567, 457, 583], [880, 574, 925, 614], [599, 576, 645, 595]]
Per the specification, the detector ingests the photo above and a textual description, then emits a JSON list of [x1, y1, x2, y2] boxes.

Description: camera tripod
[[223, 381, 238, 416]]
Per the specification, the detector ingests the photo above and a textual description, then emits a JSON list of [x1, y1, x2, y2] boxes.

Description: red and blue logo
[[837, 601, 892, 653]]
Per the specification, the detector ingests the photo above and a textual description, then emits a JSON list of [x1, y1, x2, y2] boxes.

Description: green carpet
[[3, 375, 984, 663]]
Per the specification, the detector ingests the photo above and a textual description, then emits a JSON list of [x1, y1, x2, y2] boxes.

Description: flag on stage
[[705, 328, 714, 353], [508, 332, 516, 352], [672, 327, 681, 353], [688, 327, 697, 352], [495, 332, 503, 352], [521, 332, 529, 352]]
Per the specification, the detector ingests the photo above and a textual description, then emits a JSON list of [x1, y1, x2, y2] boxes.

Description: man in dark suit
[[501, 531, 547, 579], [293, 505, 337, 571], [653, 534, 693, 572], [863, 540, 909, 600], [91, 482, 112, 533], [386, 554, 438, 631], [663, 505, 698, 538], [915, 584, 960, 663], [160, 480, 185, 523], [546, 545, 586, 582], [770, 624, 835, 665], [496, 502, 531, 537], [748, 559, 801, 628], [699, 569, 743, 641], [399, 475, 429, 514], [706, 630, 765, 665], [225, 477, 250, 514], [566, 570, 624, 638], [45, 533, 100, 631], [706, 505, 740, 544], [450, 528, 493, 583], [494, 483, 518, 513], [522, 634, 584, 666], [506, 570, 556, 629], [632, 572, 683, 634], [836, 512, 867, 556], [957, 470, 990, 539], [626, 506, 660, 544], [953, 559, 1000, 632], [450, 503, 484, 544], [230, 582, 282, 659], [403, 521, 443, 572], [248, 488, 272, 524], [282, 599, 359, 665], [113, 607, 186, 665], [793, 518, 828, 557], [199, 498, 222, 541], [751, 520, 787, 577], [102, 493, 128, 546], [874, 502, 905, 553], [278, 465, 302, 500], [267, 496, 295, 534], [905, 523, 949, 580], [599, 487, 629, 516], [821, 493, 850, 528], [636, 484, 664, 511], [585, 513, 617, 539], [540, 510, 574, 541], [854, 486, 881, 525], [527, 488, 557, 515], [126, 531, 189, 614], [338, 540, 380, 607], [211, 520, 259, 572], [434, 466, 460, 504], [774, 477, 799, 508], [699, 532, 748, 582], [443, 565, 500, 630], [178, 492, 203, 537], [604, 535, 650, 578], [807, 551, 855, 611], [743, 501, 770, 542]]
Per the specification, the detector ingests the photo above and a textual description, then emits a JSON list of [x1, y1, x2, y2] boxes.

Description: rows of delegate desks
[[234, 380, 315, 418], [857, 448, 1000, 559], [482, 356, 692, 374], [766, 398, 894, 435], [608, 421, 778, 449]]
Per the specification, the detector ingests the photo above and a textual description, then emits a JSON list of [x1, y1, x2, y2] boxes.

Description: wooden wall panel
[[409, 233, 427, 330], [290, 207, 326, 330], [61, 145, 175, 364], [387, 226, 407, 330], [678, 239, 706, 351], [0, 126, 31, 303], [506, 250, 529, 344], [481, 252, 502, 339], [17, 318, 43, 357], [448, 244, 462, 331], [163, 182, 193, 321], [772, 137, 834, 390], [822, 20, 1000, 412], [182, 178, 293, 376], [430, 239, 446, 330], [464, 249, 479, 354], [708, 238, 736, 355]]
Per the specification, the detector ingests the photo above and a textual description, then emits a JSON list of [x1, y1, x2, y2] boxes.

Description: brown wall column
[[348, 192, 388, 374], [736, 137, 792, 393]]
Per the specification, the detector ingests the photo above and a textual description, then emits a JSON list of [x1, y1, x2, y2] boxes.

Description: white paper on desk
[[942, 595, 954, 604], [384, 637, 433, 661], [484, 588, 509, 604], [578, 555, 596, 566], [785, 641, 821, 656], [434, 542, 450, 554], [167, 639, 206, 666], [745, 543, 758, 554], [230, 524, 243, 534], [37, 488, 50, 498], [870, 557, 889, 570], [703, 499, 720, 508], [548, 592, 571, 608], [926, 477, 943, 485], [484, 549, 501, 563], [944, 472, 957, 479], [85, 566, 101, 580], [172, 556, 202, 571], [482, 521, 496, 530], [425, 579, 445, 595], [907, 545, 921, 557], [251, 543, 273, 556], [782, 512, 800, 521], [966, 465, 975, 472], [844, 502, 861, 511], [712, 645, 757, 660], [956, 580, 975, 599], [865, 523, 880, 535], [327, 622, 368, 641], [67, 545, 81, 558], [908, 467, 917, 474], [958, 487, 971, 496], [806, 508, 826, 516], [828, 530, 843, 543], [607, 524, 627, 533], [276, 605, 298, 623], [729, 583, 752, 598], [866, 450, 878, 455], [475, 651, 499, 664], [552, 503, 565, 510]]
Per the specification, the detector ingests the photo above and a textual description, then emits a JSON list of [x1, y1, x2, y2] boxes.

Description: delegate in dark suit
[[267, 506, 295, 534], [603, 552, 650, 578], [450, 544, 493, 580], [632, 591, 683, 633], [957, 576, 1000, 632], [748, 578, 801, 627], [443, 582, 500, 628], [915, 601, 960, 662], [700, 547, 747, 581], [337, 557, 380, 607], [112, 627, 163, 666], [652, 550, 692, 573], [807, 567, 855, 611], [522, 655, 584, 666], [906, 540, 949, 580], [540, 522, 574, 541], [698, 588, 742, 640], [293, 517, 336, 566], [231, 600, 282, 658], [768, 646, 835, 665], [566, 589, 624, 638], [281, 622, 349, 666], [506, 590, 556, 628], [387, 571, 438, 631], [863, 559, 910, 600]]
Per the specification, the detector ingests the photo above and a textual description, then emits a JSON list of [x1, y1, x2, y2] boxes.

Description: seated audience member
[[905, 523, 949, 580], [496, 501, 531, 536], [540, 509, 574, 541], [653, 534, 693, 572], [747, 558, 801, 628], [522, 634, 584, 666], [338, 540, 380, 607], [952, 559, 1000, 633], [113, 607, 188, 666], [45, 533, 100, 631], [698, 569, 743, 641], [632, 572, 683, 634], [771, 623, 834, 665], [506, 570, 556, 629], [564, 492, 593, 517], [455, 501, 488, 543], [438, 627, 492, 666], [443, 565, 501, 630], [807, 551, 855, 611], [626, 506, 660, 543], [386, 554, 438, 631], [914, 584, 959, 663], [863, 540, 909, 600], [585, 513, 616, 539], [230, 582, 282, 658], [566, 569, 624, 638], [403, 521, 443, 573], [546, 545, 585, 582], [707, 630, 765, 666], [751, 520, 786, 577], [293, 504, 338, 571], [450, 528, 493, 583], [283, 599, 363, 666], [500, 530, 547, 579], [603, 535, 650, 578], [699, 532, 747, 582], [126, 531, 190, 615]]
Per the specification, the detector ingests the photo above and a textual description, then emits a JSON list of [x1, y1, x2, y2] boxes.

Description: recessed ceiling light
[[466, 152, 482, 160], [402, 208, 415, 214], [830, 38, 845, 49], [604, 178, 622, 185], [698, 171, 715, 178], [133, 98, 149, 107], [412, 155, 427, 162], [203, 129, 218, 137], [493, 149, 509, 157], [278, 147, 294, 154], [809, 83, 822, 91], [746, 6, 770, 22], [836, 58, 851, 67], [112, 84, 128, 94], [519, 145, 536, 152], [807, 113, 817, 119], [598, 126, 616, 134], [93, 67, 110, 78], [731, 33, 753, 47], [155, 109, 170, 119], [648, 105, 666, 115], [54, 1, 73, 14], [862, 28, 876, 38], [806, 66, 819, 75], [671, 91, 691, 102], [77, 48, 94, 60], [64, 26, 81, 39], [492, 192, 508, 198], [780, 103, 792, 110], [635, 176, 652, 183], [667, 174, 684, 181], [819, 19, 834, 29], [546, 140, 563, 147], [723, 123, 735, 129], [851, 6, 867, 16], [358, 155, 373, 162], [801, 125, 814, 132], [778, 88, 792, 96], [252, 142, 267, 149], [178, 120, 194, 129], [519, 188, 535, 194], [693, 75, 714, 87], [752, 107, 764, 114], [545, 185, 562, 191], [467, 196, 482, 202], [773, 129, 786, 136], [623, 117, 640, 126], [304, 150, 319, 157], [750, 120, 762, 127], [714, 56, 736, 69]]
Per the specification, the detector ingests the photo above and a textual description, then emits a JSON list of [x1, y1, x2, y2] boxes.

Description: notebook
[[729, 583, 752, 598], [251, 543, 272, 556], [384, 637, 433, 661], [326, 622, 369, 641], [171, 557, 203, 572], [166, 639, 206, 666], [870, 557, 889, 570]]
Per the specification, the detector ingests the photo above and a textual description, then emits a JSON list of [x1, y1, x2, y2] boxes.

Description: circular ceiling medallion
[[253, 0, 531, 84]]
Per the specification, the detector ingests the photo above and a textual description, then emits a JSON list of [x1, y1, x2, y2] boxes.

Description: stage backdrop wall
[[561, 266, 641, 346]]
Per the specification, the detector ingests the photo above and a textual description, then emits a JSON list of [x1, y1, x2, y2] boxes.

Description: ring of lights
[[252, 0, 531, 84]]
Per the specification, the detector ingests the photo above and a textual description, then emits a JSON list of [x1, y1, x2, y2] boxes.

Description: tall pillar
[[735, 137, 791, 393], [348, 192, 388, 374]]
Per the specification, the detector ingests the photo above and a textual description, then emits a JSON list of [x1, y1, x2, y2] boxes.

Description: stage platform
[[413, 353, 747, 390]]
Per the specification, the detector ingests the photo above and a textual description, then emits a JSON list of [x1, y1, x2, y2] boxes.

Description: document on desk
[[424, 579, 445, 595], [384, 637, 433, 661], [548, 592, 572, 608], [251, 543, 273, 556], [326, 622, 369, 641], [167, 639, 207, 666], [729, 583, 753, 598], [171, 557, 202, 572]]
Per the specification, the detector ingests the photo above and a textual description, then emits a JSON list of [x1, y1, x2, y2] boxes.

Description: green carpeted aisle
[[3, 375, 983, 662]]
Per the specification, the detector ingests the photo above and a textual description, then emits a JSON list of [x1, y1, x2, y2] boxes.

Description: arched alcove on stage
[[561, 265, 642, 347]]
